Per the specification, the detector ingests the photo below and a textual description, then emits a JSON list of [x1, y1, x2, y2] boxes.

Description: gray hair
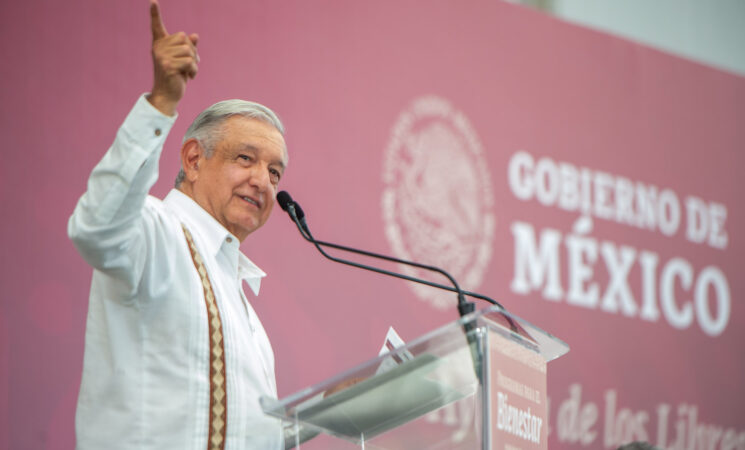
[[175, 99, 286, 187]]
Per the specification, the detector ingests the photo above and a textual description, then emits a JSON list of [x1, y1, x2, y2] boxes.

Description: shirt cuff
[[119, 93, 179, 142]]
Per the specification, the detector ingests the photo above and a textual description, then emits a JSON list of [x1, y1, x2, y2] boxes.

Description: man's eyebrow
[[273, 158, 287, 171], [235, 144, 259, 153], [235, 143, 286, 170]]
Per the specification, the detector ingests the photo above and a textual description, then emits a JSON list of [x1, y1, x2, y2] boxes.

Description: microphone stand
[[279, 192, 520, 385], [284, 202, 507, 314]]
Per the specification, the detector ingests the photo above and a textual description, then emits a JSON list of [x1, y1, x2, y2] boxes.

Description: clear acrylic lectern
[[261, 306, 569, 449]]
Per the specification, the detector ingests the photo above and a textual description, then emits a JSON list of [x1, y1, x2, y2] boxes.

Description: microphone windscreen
[[277, 191, 293, 212]]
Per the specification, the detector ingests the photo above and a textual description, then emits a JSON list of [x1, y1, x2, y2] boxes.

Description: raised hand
[[147, 0, 199, 116]]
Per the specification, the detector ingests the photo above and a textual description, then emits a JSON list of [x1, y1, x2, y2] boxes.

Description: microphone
[[276, 191, 508, 318], [278, 191, 309, 237], [277, 190, 522, 384]]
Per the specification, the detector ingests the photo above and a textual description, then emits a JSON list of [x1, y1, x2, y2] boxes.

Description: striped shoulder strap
[[182, 224, 228, 450]]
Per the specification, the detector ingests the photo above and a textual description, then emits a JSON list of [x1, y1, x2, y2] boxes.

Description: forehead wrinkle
[[234, 117, 289, 167]]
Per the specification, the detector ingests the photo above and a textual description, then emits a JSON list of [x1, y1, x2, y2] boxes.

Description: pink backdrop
[[1, 1, 744, 449]]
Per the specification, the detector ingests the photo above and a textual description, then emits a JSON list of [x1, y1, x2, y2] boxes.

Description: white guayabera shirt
[[69, 95, 282, 450]]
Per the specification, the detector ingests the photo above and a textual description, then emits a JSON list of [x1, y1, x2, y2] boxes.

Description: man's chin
[[231, 218, 265, 239]]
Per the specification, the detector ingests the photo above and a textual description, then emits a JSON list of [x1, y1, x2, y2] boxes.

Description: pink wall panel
[[1, 1, 743, 448]]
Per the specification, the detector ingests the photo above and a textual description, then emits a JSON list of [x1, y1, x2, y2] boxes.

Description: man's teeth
[[242, 197, 258, 206]]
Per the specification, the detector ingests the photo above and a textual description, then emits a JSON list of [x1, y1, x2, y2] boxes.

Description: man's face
[[192, 116, 287, 241]]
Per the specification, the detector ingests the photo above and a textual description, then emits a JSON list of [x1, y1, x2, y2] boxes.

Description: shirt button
[[154, 128, 162, 136], [226, 237, 233, 243]]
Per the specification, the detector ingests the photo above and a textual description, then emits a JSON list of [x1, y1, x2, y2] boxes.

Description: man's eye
[[238, 154, 252, 162], [270, 169, 281, 183]]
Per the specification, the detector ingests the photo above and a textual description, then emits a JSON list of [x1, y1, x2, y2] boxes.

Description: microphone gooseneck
[[276, 191, 507, 316], [276, 190, 519, 383]]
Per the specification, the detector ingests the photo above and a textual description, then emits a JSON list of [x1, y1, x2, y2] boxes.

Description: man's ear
[[180, 138, 203, 183]]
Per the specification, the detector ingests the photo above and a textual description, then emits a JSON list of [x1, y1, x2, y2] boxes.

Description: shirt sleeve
[[68, 94, 178, 293]]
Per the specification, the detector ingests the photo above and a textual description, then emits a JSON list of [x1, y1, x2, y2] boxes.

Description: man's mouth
[[241, 196, 259, 208]]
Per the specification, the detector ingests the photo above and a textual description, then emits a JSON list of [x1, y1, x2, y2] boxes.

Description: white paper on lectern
[[375, 326, 414, 375]]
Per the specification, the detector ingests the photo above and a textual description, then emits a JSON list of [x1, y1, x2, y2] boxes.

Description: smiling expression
[[189, 116, 287, 241]]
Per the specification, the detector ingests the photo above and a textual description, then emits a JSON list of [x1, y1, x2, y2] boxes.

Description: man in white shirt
[[68, 1, 287, 448]]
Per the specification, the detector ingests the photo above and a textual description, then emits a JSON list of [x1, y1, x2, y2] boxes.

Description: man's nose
[[248, 166, 271, 192]]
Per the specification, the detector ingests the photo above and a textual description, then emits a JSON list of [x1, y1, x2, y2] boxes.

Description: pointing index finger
[[150, 0, 168, 41]]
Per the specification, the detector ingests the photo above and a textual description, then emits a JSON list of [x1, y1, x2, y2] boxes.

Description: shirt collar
[[163, 189, 266, 296]]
